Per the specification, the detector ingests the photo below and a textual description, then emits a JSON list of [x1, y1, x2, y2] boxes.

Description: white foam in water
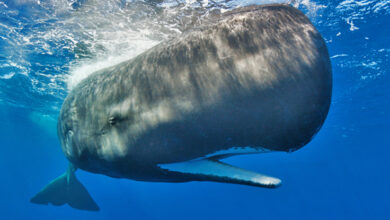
[[0, 72, 15, 79], [67, 39, 159, 90], [61, 0, 176, 90]]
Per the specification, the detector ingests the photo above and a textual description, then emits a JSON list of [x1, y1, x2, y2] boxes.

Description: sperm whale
[[31, 4, 332, 211]]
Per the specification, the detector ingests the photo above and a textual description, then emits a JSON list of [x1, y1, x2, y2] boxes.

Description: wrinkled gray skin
[[58, 4, 332, 182]]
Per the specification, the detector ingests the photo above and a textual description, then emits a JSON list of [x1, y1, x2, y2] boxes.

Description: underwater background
[[0, 0, 389, 219]]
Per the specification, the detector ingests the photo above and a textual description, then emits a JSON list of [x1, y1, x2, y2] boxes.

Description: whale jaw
[[158, 158, 281, 188]]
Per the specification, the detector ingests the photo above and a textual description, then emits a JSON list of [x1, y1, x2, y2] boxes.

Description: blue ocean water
[[0, 0, 389, 219]]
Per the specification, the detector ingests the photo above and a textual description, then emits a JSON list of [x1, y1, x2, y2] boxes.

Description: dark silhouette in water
[[31, 4, 332, 211]]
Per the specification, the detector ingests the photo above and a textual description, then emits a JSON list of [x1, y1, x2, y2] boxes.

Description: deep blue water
[[0, 0, 389, 219]]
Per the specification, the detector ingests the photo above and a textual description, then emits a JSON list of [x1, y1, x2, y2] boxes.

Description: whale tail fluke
[[30, 164, 99, 211]]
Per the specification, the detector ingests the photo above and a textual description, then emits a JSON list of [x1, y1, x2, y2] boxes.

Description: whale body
[[31, 4, 332, 211]]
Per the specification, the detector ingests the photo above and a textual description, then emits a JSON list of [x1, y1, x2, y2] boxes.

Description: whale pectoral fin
[[30, 165, 99, 211], [159, 159, 281, 188]]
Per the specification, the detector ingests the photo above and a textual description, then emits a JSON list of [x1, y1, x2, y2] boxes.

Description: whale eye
[[108, 116, 117, 125]]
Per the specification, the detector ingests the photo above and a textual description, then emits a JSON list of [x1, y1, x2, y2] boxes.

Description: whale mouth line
[[201, 146, 273, 160]]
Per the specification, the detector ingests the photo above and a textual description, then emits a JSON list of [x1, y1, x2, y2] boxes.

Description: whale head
[[57, 75, 138, 173]]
